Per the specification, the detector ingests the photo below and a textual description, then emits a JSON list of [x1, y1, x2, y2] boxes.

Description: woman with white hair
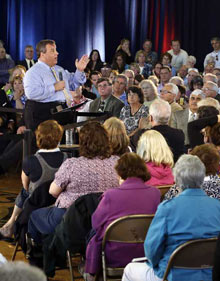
[[137, 130, 174, 186], [122, 154, 220, 281], [139, 79, 158, 107]]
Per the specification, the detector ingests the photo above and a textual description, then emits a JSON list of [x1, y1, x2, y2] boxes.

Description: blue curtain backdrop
[[1, 0, 220, 71]]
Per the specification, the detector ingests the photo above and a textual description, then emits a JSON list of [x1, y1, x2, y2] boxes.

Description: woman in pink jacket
[[137, 130, 174, 186]]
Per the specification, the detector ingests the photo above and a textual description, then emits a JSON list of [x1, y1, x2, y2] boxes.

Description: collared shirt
[[204, 51, 220, 68], [23, 60, 86, 103], [119, 92, 128, 105], [188, 110, 197, 122], [25, 59, 35, 69]]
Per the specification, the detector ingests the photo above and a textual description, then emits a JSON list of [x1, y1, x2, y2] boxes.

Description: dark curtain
[[1, 0, 220, 71]]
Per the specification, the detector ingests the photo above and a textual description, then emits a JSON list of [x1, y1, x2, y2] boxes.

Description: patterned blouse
[[119, 104, 149, 135], [54, 155, 119, 208], [164, 175, 220, 201]]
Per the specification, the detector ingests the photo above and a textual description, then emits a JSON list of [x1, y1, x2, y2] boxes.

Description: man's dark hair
[[36, 39, 55, 58], [97, 77, 111, 86], [89, 71, 101, 79], [211, 37, 220, 42]]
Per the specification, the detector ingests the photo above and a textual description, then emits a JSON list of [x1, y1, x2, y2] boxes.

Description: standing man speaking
[[24, 39, 89, 130]]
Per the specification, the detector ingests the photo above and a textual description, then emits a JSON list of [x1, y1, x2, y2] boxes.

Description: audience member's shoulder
[[111, 94, 124, 105]]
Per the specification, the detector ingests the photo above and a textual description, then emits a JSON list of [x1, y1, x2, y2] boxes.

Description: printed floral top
[[119, 104, 149, 135], [164, 175, 220, 201], [54, 155, 119, 208]]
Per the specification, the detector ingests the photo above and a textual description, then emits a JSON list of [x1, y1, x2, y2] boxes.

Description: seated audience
[[130, 99, 185, 162], [185, 68, 200, 96], [152, 62, 162, 80], [0, 120, 66, 238], [129, 62, 141, 76], [122, 154, 220, 281], [134, 74, 144, 85], [160, 52, 176, 76], [165, 144, 220, 200], [90, 71, 101, 97], [170, 89, 205, 148], [157, 66, 172, 94], [87, 49, 104, 72], [89, 77, 124, 118], [85, 153, 161, 279], [148, 75, 159, 86], [103, 117, 130, 156], [142, 39, 158, 67], [120, 86, 149, 136], [112, 74, 128, 105], [160, 82, 182, 124], [169, 76, 184, 86], [0, 47, 15, 88], [139, 79, 158, 108], [188, 104, 220, 148], [137, 130, 174, 186], [17, 45, 36, 70], [124, 69, 135, 87], [202, 81, 220, 102], [8, 74, 26, 110], [81, 79, 97, 100], [112, 52, 129, 74], [100, 63, 112, 78], [115, 38, 132, 65], [134, 50, 152, 78], [177, 64, 188, 84], [28, 122, 119, 243], [203, 73, 218, 84], [186, 55, 196, 68], [167, 39, 188, 72], [109, 70, 119, 83]]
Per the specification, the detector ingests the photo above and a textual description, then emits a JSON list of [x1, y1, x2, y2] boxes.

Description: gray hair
[[114, 74, 128, 86], [187, 55, 197, 65], [149, 99, 171, 125], [169, 76, 184, 86], [173, 154, 206, 189], [166, 83, 179, 96], [123, 69, 135, 78], [206, 81, 219, 93], [190, 89, 205, 99], [0, 261, 47, 281], [197, 97, 220, 112], [203, 74, 218, 84]]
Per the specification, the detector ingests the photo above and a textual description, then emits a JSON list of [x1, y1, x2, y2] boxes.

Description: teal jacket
[[145, 188, 220, 281]]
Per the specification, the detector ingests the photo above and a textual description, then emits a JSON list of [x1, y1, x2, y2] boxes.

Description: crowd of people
[[1, 36, 220, 280]]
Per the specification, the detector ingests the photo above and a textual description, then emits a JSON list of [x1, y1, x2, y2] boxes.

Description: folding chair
[[156, 184, 172, 201], [162, 237, 218, 281], [102, 214, 154, 281]]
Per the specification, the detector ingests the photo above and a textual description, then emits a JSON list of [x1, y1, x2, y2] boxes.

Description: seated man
[[89, 77, 124, 118], [0, 47, 15, 88], [170, 89, 205, 148], [202, 81, 220, 103], [130, 99, 184, 162], [122, 154, 220, 281], [17, 45, 37, 70]]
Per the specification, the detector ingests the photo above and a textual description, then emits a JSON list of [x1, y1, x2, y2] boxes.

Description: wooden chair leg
[[11, 241, 19, 261], [67, 250, 74, 281]]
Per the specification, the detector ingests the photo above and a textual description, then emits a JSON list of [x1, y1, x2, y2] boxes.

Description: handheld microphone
[[59, 72, 63, 81]]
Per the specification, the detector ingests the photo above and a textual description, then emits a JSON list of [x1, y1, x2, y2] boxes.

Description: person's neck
[[101, 95, 110, 101], [139, 62, 145, 67], [113, 90, 123, 98], [190, 108, 197, 114], [173, 50, 180, 55], [146, 94, 156, 101], [130, 103, 141, 112]]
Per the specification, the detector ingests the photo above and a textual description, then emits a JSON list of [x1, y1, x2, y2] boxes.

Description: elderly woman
[[135, 50, 152, 78], [122, 154, 220, 281], [103, 117, 130, 156], [119, 86, 149, 136], [139, 79, 158, 108], [165, 144, 220, 200], [137, 130, 174, 186], [0, 120, 66, 238], [28, 122, 119, 243], [85, 153, 161, 278]]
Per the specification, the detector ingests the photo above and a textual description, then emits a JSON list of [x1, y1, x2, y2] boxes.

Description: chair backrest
[[163, 237, 218, 281], [156, 185, 173, 201], [102, 214, 154, 247]]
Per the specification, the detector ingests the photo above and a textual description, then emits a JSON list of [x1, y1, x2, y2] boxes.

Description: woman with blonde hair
[[115, 38, 132, 64], [137, 130, 174, 186], [104, 117, 130, 156]]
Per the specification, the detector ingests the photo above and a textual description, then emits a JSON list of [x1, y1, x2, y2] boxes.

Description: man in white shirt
[[168, 40, 188, 72], [18, 45, 36, 70], [204, 37, 220, 69]]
